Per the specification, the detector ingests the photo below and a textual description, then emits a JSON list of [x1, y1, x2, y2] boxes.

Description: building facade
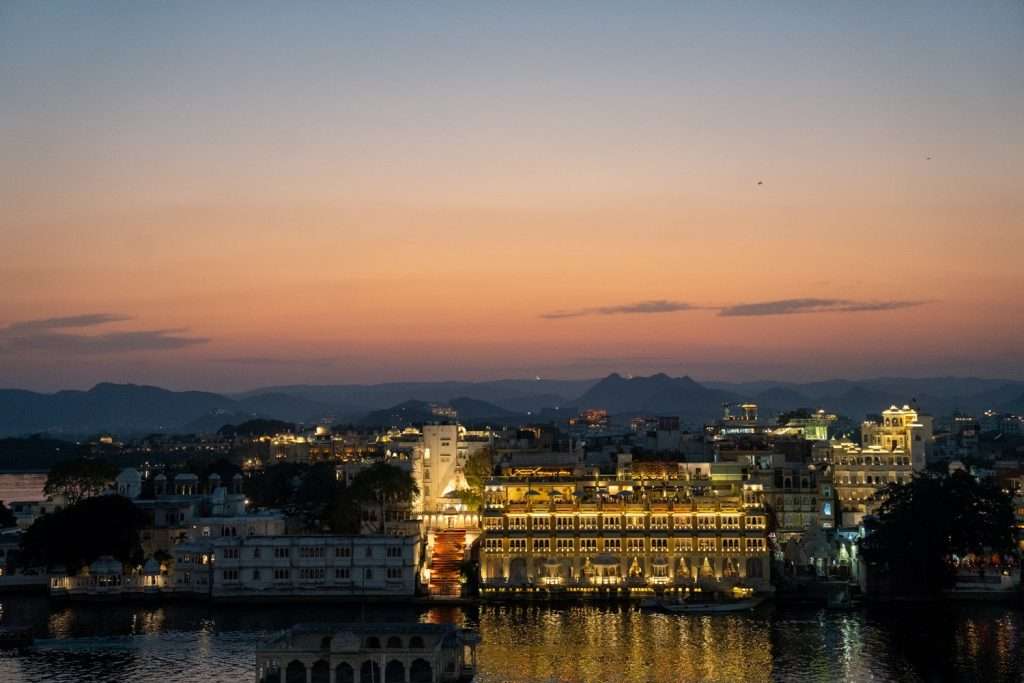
[[172, 534, 420, 599]]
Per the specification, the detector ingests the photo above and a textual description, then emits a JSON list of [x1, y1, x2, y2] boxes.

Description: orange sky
[[2, 3, 1022, 390]]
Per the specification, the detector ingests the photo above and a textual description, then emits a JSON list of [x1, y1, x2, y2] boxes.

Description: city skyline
[[3, 2, 1023, 391]]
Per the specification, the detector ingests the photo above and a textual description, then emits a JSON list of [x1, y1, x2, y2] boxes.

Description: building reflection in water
[[475, 605, 774, 683]]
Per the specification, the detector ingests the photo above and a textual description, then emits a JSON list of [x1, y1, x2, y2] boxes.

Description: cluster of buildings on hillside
[[2, 399, 1023, 603]]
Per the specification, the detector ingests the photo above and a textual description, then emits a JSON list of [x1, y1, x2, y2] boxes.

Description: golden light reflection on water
[[474, 606, 774, 683]]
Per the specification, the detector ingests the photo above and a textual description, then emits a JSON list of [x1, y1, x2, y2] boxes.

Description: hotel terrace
[[479, 463, 771, 597]]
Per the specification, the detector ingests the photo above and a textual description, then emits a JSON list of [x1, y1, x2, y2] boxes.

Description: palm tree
[[351, 463, 419, 534]]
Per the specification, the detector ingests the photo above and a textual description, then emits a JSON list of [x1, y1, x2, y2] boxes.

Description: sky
[[2, 2, 1023, 392]]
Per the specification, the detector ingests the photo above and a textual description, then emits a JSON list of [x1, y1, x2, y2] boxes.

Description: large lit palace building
[[478, 462, 771, 597]]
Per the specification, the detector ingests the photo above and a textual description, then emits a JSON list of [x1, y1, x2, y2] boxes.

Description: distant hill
[[0, 383, 235, 437], [572, 373, 737, 423], [235, 378, 595, 414], [359, 398, 522, 428], [2, 374, 1022, 438]]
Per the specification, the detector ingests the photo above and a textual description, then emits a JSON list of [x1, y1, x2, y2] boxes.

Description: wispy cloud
[[0, 313, 208, 354], [717, 298, 929, 317], [542, 297, 930, 320], [541, 300, 699, 320]]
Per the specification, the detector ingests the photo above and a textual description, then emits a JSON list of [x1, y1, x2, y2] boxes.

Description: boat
[[644, 594, 764, 613], [0, 627, 34, 652]]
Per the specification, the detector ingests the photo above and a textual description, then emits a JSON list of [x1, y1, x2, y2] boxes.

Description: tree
[[0, 500, 16, 528], [350, 463, 419, 533], [458, 447, 495, 511], [43, 458, 119, 505], [860, 470, 1015, 595], [20, 495, 145, 573]]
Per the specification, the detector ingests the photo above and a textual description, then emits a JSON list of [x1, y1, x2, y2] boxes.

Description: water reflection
[[1, 597, 1023, 682]]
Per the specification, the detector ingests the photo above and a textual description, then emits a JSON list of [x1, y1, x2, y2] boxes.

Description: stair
[[429, 529, 466, 597]]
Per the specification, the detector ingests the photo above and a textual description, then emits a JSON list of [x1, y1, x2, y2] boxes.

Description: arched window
[[261, 663, 282, 683], [335, 662, 355, 683], [286, 660, 306, 683], [360, 660, 381, 683], [386, 635, 402, 649], [409, 635, 425, 649], [410, 659, 433, 683], [312, 660, 330, 683], [385, 660, 405, 683], [365, 636, 381, 649]]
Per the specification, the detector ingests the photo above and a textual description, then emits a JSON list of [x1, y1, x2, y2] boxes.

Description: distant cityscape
[[2, 373, 1022, 621]]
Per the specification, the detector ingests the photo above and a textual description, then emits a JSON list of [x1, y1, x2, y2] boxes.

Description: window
[[532, 538, 551, 553], [603, 538, 621, 552], [484, 538, 502, 552], [386, 546, 403, 558], [273, 547, 290, 559], [335, 546, 351, 558], [602, 515, 621, 529], [221, 548, 239, 560], [299, 568, 325, 580], [650, 515, 668, 530], [721, 538, 741, 552], [697, 515, 715, 530], [555, 516, 574, 531], [508, 516, 527, 531], [746, 538, 766, 552], [252, 569, 261, 580], [673, 515, 692, 529], [484, 517, 503, 530], [222, 569, 239, 582], [273, 568, 290, 581], [336, 568, 351, 580], [364, 568, 373, 580], [626, 516, 644, 530], [580, 538, 598, 552], [651, 538, 668, 552], [253, 548, 261, 559], [697, 538, 716, 552], [579, 516, 598, 530], [386, 567, 403, 580], [556, 538, 574, 553], [745, 515, 766, 529], [299, 547, 324, 559], [626, 538, 645, 552], [509, 539, 527, 553], [531, 516, 550, 531], [674, 537, 693, 552], [721, 516, 740, 530], [365, 546, 373, 558]]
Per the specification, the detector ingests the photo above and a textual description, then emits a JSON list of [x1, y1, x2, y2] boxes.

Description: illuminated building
[[860, 405, 932, 470], [478, 464, 771, 596], [819, 441, 915, 527]]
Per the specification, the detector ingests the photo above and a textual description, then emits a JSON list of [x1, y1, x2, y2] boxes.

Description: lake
[[1, 596, 1022, 682]]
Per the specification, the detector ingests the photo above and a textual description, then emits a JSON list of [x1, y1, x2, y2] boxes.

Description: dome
[[142, 558, 161, 575], [154, 473, 167, 481], [116, 468, 141, 484], [89, 555, 123, 575], [175, 473, 199, 482]]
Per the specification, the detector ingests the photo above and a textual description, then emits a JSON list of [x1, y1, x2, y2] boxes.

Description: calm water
[[1, 596, 1023, 682], [0, 473, 46, 504]]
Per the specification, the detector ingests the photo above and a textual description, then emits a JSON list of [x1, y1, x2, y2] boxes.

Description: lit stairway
[[429, 529, 466, 597]]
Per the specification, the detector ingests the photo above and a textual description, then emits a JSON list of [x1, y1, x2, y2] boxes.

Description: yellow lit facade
[[479, 473, 771, 594]]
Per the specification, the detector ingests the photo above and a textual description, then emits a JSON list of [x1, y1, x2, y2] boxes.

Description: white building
[[172, 534, 420, 599]]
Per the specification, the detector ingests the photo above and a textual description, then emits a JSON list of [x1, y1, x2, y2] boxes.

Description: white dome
[[142, 558, 161, 575]]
